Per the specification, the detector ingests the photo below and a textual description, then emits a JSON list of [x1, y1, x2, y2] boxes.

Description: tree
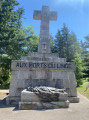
[[81, 35, 89, 78], [0, 0, 25, 58], [54, 24, 81, 62], [54, 24, 85, 86], [0, 1, 39, 88], [22, 27, 39, 54], [73, 53, 84, 86], [0, 0, 25, 88]]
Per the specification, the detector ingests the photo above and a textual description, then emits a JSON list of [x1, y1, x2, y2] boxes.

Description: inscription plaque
[[11, 61, 75, 70]]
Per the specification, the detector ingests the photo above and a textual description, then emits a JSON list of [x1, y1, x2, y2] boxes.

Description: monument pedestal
[[19, 89, 69, 110], [7, 52, 79, 105]]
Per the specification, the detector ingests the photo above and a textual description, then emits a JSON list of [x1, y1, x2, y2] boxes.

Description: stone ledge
[[19, 100, 69, 110], [6, 96, 20, 105], [21, 90, 40, 102], [21, 89, 68, 102], [59, 92, 68, 101], [29, 52, 59, 58], [68, 97, 80, 103]]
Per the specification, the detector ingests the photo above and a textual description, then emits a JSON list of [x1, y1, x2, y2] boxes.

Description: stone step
[[19, 100, 69, 110]]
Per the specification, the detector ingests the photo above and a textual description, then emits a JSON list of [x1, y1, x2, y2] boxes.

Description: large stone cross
[[33, 6, 57, 53]]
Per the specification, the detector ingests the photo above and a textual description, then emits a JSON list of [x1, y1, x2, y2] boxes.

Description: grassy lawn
[[77, 81, 89, 99]]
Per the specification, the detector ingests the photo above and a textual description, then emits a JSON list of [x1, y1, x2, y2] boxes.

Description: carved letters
[[13, 62, 74, 70]]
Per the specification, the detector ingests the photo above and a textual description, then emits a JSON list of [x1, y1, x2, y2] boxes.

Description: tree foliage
[[54, 24, 85, 86], [0, 1, 88, 88], [73, 53, 84, 86], [54, 24, 81, 62], [21, 26, 39, 54], [0, 0, 22, 88], [81, 35, 89, 78], [0, 0, 39, 88]]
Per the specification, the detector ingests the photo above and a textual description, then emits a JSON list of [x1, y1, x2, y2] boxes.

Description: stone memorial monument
[[6, 6, 79, 109]]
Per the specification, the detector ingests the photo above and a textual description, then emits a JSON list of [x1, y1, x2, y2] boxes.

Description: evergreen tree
[[74, 53, 84, 86], [49, 34, 55, 53], [0, 0, 25, 88], [54, 24, 85, 86], [54, 24, 81, 62], [81, 36, 89, 78], [0, 0, 25, 59], [0, 1, 39, 88]]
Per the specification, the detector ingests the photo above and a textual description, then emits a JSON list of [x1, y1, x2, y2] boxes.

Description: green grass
[[77, 81, 89, 99]]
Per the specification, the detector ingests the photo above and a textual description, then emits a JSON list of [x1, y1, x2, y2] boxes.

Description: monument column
[[33, 6, 57, 53]]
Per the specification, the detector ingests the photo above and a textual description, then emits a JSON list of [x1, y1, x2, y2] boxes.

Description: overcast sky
[[17, 0, 89, 41]]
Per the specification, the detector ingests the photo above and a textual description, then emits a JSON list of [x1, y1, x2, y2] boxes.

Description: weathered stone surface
[[8, 60, 78, 103], [19, 87, 69, 109], [21, 87, 68, 102], [7, 6, 79, 107], [34, 6, 57, 53], [21, 52, 66, 62], [59, 92, 68, 101], [27, 86, 66, 102], [8, 61, 78, 101], [29, 52, 59, 58], [6, 96, 20, 105], [68, 97, 80, 103], [11, 60, 75, 71], [21, 90, 40, 102], [19, 101, 69, 110], [19, 102, 39, 110]]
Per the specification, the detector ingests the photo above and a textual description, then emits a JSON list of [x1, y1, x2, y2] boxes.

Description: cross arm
[[49, 11, 57, 21], [33, 10, 41, 20]]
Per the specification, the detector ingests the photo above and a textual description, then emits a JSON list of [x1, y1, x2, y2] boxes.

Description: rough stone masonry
[[34, 6, 57, 53], [6, 6, 79, 105]]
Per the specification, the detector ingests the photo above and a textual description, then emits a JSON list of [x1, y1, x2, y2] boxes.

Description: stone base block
[[68, 97, 79, 103], [21, 89, 68, 102], [21, 90, 40, 102], [59, 92, 68, 101], [6, 96, 20, 105], [19, 100, 69, 110]]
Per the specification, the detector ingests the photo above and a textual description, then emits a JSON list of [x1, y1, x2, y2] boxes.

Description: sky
[[17, 0, 89, 41]]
